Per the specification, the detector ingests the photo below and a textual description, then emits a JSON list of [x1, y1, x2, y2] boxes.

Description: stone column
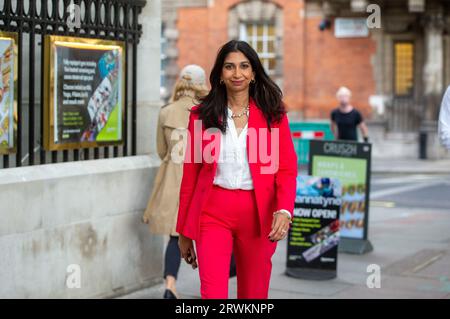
[[422, 11, 445, 121], [161, 0, 181, 102], [136, 0, 164, 156], [421, 10, 446, 158]]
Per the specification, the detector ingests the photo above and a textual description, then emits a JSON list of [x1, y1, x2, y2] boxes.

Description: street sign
[[286, 175, 342, 280], [308, 140, 373, 254]]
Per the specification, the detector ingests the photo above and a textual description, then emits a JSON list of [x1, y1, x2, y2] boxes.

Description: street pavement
[[372, 158, 450, 175], [120, 161, 450, 299]]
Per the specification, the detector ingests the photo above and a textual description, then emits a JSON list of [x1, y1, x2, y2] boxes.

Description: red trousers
[[195, 184, 277, 299]]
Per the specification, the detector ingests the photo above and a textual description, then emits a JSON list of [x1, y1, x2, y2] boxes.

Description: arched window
[[228, 1, 284, 88]]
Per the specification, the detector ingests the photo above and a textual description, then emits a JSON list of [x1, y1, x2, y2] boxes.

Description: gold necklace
[[230, 104, 249, 119]]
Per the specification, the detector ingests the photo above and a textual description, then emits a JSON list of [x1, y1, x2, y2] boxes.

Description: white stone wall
[[0, 156, 164, 298], [0, 0, 166, 298]]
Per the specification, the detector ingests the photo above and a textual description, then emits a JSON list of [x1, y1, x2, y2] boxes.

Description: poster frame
[[308, 140, 372, 242], [286, 175, 342, 280], [43, 35, 126, 151], [0, 31, 18, 155]]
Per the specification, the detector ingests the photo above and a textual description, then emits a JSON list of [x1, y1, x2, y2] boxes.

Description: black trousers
[[164, 235, 181, 279], [163, 235, 237, 279]]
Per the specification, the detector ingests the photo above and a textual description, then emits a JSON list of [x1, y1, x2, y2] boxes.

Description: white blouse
[[212, 106, 292, 221], [213, 107, 254, 190]]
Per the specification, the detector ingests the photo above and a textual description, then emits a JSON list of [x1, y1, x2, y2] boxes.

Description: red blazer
[[176, 97, 298, 240]]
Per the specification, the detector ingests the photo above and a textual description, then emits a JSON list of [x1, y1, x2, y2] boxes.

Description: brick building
[[162, 0, 450, 158]]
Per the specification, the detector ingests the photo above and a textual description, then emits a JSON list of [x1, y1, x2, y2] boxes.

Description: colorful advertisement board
[[286, 175, 342, 280], [309, 140, 372, 242], [43, 35, 125, 150], [0, 31, 18, 154]]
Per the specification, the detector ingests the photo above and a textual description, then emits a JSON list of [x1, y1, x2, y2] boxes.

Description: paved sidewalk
[[372, 158, 450, 174], [120, 204, 450, 299]]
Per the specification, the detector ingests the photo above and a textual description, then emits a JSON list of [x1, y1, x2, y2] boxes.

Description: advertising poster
[[286, 175, 341, 280], [309, 140, 371, 241], [44, 36, 125, 150], [0, 32, 17, 154]]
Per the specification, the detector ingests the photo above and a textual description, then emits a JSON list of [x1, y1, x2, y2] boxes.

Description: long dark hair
[[192, 40, 286, 132]]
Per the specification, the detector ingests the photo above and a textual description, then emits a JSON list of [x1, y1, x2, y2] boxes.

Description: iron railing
[[0, 0, 147, 169], [386, 96, 421, 132]]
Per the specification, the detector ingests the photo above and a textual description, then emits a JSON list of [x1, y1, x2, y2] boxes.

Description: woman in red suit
[[177, 40, 297, 299]]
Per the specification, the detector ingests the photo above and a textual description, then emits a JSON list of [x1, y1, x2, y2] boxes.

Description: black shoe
[[163, 289, 177, 299]]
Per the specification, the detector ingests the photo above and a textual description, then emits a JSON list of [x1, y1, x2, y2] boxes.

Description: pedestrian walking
[[142, 64, 208, 299], [438, 85, 450, 150], [176, 40, 298, 299], [330, 86, 369, 142]]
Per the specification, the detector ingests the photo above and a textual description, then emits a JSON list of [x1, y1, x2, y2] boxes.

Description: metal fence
[[386, 96, 421, 132], [0, 0, 146, 169]]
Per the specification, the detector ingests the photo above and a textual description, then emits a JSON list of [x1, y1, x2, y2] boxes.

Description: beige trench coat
[[143, 96, 196, 236]]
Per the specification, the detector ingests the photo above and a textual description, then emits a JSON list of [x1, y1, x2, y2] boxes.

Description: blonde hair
[[169, 74, 209, 103], [336, 86, 352, 98]]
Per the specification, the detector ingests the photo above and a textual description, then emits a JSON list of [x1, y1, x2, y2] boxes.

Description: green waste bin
[[289, 122, 334, 165]]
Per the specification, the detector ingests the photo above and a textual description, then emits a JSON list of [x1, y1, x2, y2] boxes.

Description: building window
[[394, 42, 414, 96], [228, 1, 282, 88], [239, 22, 277, 76]]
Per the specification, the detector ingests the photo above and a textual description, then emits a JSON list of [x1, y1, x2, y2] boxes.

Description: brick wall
[[303, 16, 376, 119], [176, 0, 376, 120]]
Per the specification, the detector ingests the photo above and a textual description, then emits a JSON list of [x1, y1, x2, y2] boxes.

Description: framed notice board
[[286, 175, 342, 280], [309, 140, 373, 254], [43, 35, 126, 151], [0, 31, 18, 154]]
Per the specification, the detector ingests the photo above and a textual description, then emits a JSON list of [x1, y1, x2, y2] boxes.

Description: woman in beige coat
[[143, 65, 208, 299]]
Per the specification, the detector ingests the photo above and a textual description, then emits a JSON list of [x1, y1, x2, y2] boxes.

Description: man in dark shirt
[[330, 87, 369, 142]]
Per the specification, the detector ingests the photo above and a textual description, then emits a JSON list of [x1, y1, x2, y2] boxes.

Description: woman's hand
[[178, 233, 198, 269], [268, 212, 291, 242]]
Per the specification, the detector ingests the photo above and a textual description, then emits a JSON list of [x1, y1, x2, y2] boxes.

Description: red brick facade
[[176, 0, 376, 120]]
